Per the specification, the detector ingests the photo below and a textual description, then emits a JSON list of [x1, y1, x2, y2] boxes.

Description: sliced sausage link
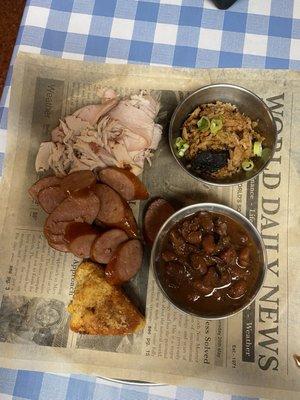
[[69, 233, 99, 259], [93, 184, 138, 238], [91, 229, 128, 264], [105, 239, 143, 285], [98, 167, 149, 201], [38, 186, 67, 213], [44, 190, 100, 247], [47, 240, 69, 252], [62, 170, 96, 194], [122, 207, 138, 238], [44, 220, 70, 237], [28, 176, 62, 201], [143, 198, 175, 245], [45, 229, 69, 252]]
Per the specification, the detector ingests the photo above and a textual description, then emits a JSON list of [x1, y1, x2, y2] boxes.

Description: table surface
[[0, 1, 299, 399]]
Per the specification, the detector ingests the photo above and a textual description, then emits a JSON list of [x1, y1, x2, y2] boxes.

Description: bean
[[227, 280, 247, 299], [186, 230, 202, 245], [161, 250, 177, 262], [202, 234, 216, 254], [193, 280, 212, 295], [220, 247, 237, 265], [197, 212, 214, 232], [204, 254, 217, 266], [185, 244, 199, 254], [190, 253, 208, 275], [215, 219, 227, 236], [180, 218, 199, 237], [239, 247, 250, 267], [217, 269, 231, 286], [169, 229, 185, 247], [219, 235, 230, 249], [180, 220, 191, 238], [202, 267, 219, 288], [169, 229, 186, 256]]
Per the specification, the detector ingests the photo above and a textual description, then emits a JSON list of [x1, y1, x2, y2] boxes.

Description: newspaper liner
[[0, 53, 299, 399]]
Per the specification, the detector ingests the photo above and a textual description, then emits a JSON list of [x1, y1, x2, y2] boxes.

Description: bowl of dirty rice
[[169, 84, 277, 186]]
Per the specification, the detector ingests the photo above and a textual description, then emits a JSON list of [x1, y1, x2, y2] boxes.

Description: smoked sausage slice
[[66, 222, 99, 259], [38, 186, 67, 213], [47, 238, 69, 252], [93, 184, 138, 238], [98, 167, 149, 201], [143, 198, 175, 245], [29, 171, 96, 210], [62, 170, 96, 194], [28, 176, 62, 201], [47, 235, 70, 253], [105, 239, 143, 285], [44, 190, 100, 247], [91, 229, 128, 264], [45, 228, 69, 252]]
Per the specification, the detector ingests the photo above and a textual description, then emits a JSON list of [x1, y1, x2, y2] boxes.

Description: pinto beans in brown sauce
[[157, 211, 261, 316], [190, 253, 208, 275]]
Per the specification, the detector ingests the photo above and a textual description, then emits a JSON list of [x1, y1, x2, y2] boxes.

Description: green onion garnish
[[178, 143, 189, 157], [210, 118, 223, 134], [242, 159, 254, 171], [175, 137, 185, 148], [175, 137, 189, 157], [197, 116, 210, 132], [253, 141, 262, 157]]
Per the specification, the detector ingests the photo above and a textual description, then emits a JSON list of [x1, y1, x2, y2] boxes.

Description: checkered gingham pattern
[[0, 368, 262, 400], [0, 0, 299, 399]]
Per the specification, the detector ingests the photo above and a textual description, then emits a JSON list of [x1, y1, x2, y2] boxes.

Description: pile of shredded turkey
[[35, 89, 163, 176]]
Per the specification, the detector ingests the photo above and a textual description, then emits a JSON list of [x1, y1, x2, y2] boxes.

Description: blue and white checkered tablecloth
[[0, 368, 260, 400], [0, 0, 299, 399]]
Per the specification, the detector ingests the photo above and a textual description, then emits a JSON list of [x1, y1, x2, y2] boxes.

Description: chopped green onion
[[177, 144, 189, 157], [175, 137, 185, 149], [175, 137, 189, 157], [178, 143, 189, 157], [242, 159, 254, 171], [210, 118, 223, 134], [197, 116, 210, 132], [253, 141, 262, 157]]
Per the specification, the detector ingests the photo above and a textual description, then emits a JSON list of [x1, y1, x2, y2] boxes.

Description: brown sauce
[[65, 222, 98, 242], [157, 211, 261, 317]]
